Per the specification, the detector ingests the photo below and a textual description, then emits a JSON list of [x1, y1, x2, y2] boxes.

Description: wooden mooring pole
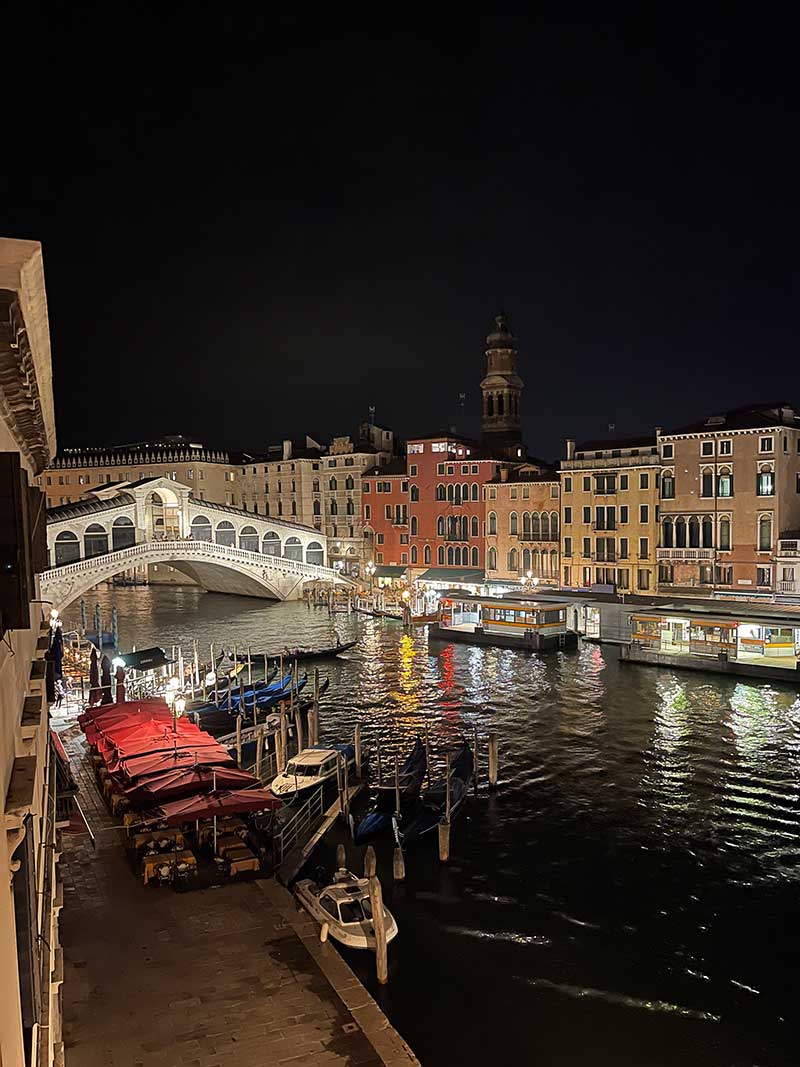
[[255, 729, 264, 779], [354, 723, 362, 778], [236, 714, 242, 767], [368, 875, 389, 985], [473, 725, 479, 794], [488, 732, 499, 787]]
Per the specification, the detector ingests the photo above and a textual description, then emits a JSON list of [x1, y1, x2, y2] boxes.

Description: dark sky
[[4, 10, 798, 461]]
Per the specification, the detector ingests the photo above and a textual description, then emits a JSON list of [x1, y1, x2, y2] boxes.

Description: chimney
[[282, 439, 292, 461], [500, 468, 509, 482], [654, 426, 663, 439], [566, 438, 575, 461]]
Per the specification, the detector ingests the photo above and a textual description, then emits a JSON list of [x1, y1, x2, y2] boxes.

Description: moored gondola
[[401, 739, 474, 842], [353, 737, 427, 844]]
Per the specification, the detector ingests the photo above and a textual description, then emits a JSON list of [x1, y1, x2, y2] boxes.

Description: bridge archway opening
[[55, 530, 80, 566], [190, 515, 212, 541], [84, 523, 109, 558], [239, 525, 259, 552], [147, 489, 181, 540], [306, 540, 324, 566], [262, 531, 281, 556], [284, 536, 302, 562], [112, 515, 135, 550], [215, 520, 236, 547]]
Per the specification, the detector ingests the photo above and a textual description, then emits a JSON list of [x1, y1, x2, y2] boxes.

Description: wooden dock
[[277, 781, 364, 885]]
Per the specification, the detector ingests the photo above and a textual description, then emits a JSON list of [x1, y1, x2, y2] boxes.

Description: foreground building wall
[[484, 466, 560, 585], [0, 238, 60, 1067]]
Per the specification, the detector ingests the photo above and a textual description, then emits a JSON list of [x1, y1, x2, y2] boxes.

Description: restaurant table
[[214, 833, 245, 857], [226, 847, 260, 875], [134, 828, 185, 854], [198, 818, 245, 846], [142, 849, 197, 885]]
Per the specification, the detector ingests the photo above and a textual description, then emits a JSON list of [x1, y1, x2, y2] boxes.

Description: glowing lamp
[[174, 696, 186, 716], [112, 657, 125, 669]]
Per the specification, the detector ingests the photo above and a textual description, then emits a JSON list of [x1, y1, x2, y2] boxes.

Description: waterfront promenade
[[59, 726, 418, 1067]]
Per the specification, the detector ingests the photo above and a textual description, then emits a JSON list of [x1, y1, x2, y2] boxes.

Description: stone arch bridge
[[40, 476, 352, 611]]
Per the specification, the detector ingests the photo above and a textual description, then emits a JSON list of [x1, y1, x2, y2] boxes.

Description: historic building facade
[[0, 238, 63, 1066], [361, 459, 408, 570], [484, 466, 560, 585], [657, 403, 800, 594], [560, 436, 661, 593]]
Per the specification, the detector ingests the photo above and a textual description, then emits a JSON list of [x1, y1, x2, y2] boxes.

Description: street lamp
[[366, 561, 376, 593]]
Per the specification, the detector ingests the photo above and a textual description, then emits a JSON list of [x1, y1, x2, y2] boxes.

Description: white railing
[[656, 548, 715, 561], [42, 539, 342, 582], [273, 784, 326, 867], [778, 581, 797, 593]]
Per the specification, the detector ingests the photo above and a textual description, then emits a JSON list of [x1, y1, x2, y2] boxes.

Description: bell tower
[[480, 312, 524, 457]]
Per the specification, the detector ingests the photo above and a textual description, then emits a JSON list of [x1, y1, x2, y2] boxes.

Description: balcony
[[778, 580, 797, 593], [657, 548, 714, 561], [562, 452, 659, 471], [778, 541, 800, 556]]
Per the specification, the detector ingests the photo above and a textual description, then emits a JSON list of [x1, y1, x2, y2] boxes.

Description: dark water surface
[[64, 587, 800, 1066]]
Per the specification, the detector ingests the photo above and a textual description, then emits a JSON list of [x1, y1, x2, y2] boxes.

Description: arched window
[[541, 551, 549, 577], [471, 483, 479, 501], [447, 546, 454, 565], [688, 516, 700, 548], [719, 516, 731, 551], [215, 520, 236, 547], [510, 511, 518, 535], [330, 499, 338, 515], [461, 516, 468, 540], [312, 479, 320, 492], [345, 475, 354, 490], [471, 516, 479, 537], [112, 515, 135, 550], [284, 536, 303, 561], [487, 395, 494, 417], [346, 499, 355, 515], [541, 512, 550, 540], [522, 548, 531, 572], [438, 546, 445, 564], [675, 517, 687, 548], [306, 541, 324, 565], [488, 511, 497, 535], [54, 530, 80, 565], [411, 545, 418, 564], [453, 484, 461, 505], [532, 512, 540, 539], [313, 499, 321, 515], [190, 515, 213, 541], [759, 514, 772, 551], [454, 546, 462, 565], [487, 547, 497, 570], [701, 516, 713, 549], [508, 547, 518, 572], [239, 525, 259, 552], [84, 523, 109, 558], [522, 512, 531, 538], [424, 545, 431, 564], [497, 395, 505, 416], [550, 512, 559, 539], [532, 549, 540, 575], [411, 516, 418, 535], [661, 518, 673, 547], [436, 484, 446, 501], [447, 484, 454, 502], [410, 484, 420, 502], [462, 483, 469, 503], [329, 477, 337, 491], [471, 546, 479, 566], [550, 549, 558, 575], [437, 516, 445, 537], [262, 531, 281, 556]]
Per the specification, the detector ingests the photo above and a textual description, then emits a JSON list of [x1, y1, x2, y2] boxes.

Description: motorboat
[[270, 743, 355, 800], [294, 868, 398, 949]]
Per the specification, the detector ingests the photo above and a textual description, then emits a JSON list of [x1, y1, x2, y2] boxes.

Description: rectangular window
[[401, 552, 408, 564], [594, 474, 617, 494], [437, 463, 445, 475], [639, 472, 649, 490], [489, 486, 496, 499], [583, 476, 591, 492], [564, 536, 572, 556], [640, 504, 649, 523], [757, 566, 771, 587], [701, 440, 714, 457], [637, 568, 650, 590], [582, 506, 591, 523], [661, 444, 673, 459], [582, 537, 591, 557], [660, 474, 675, 499], [757, 471, 774, 496], [447, 466, 454, 475], [564, 506, 572, 524], [717, 473, 733, 497], [377, 552, 384, 563], [617, 568, 629, 590], [701, 471, 714, 497], [620, 505, 629, 524], [619, 474, 629, 490], [409, 465, 418, 476], [564, 476, 572, 492], [377, 533, 384, 545], [363, 482, 370, 493], [510, 486, 517, 499], [385, 506, 391, 519], [522, 485, 530, 499], [718, 440, 732, 456], [551, 485, 558, 497], [639, 537, 649, 558], [619, 537, 629, 559], [797, 473, 800, 494], [364, 505, 371, 519], [461, 464, 469, 474], [759, 436, 774, 453], [400, 534, 409, 544], [408, 443, 424, 454]]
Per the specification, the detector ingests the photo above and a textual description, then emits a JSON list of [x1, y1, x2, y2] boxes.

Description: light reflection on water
[[63, 586, 800, 1066]]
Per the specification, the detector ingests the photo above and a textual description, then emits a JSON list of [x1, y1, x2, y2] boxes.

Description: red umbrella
[[79, 696, 167, 730], [84, 707, 174, 746], [115, 746, 235, 784], [125, 765, 259, 807], [151, 788, 281, 826], [88, 647, 101, 706]]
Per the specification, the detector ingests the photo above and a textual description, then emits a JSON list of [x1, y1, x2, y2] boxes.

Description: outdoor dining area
[[79, 695, 282, 888]]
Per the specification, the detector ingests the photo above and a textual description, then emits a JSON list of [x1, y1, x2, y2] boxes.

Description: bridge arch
[[284, 536, 302, 561], [306, 540, 324, 565], [239, 525, 259, 552], [112, 515, 135, 550], [215, 520, 236, 547], [54, 530, 80, 566], [190, 514, 212, 541], [84, 523, 109, 558], [262, 531, 281, 556]]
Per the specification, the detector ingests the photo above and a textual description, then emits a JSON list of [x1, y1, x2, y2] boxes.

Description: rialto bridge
[[40, 476, 351, 611]]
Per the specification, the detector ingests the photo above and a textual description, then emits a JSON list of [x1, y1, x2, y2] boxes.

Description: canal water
[[63, 587, 800, 1066]]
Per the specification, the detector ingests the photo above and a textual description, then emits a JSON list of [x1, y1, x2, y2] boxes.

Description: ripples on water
[[65, 587, 800, 1065]]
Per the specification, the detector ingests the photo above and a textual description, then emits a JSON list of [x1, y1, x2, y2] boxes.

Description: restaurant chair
[[156, 864, 173, 887]]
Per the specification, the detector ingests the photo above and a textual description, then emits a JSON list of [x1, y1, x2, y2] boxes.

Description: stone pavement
[[59, 724, 420, 1067]]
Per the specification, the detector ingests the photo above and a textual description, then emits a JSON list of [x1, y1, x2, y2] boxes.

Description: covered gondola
[[353, 737, 426, 844], [402, 740, 474, 842]]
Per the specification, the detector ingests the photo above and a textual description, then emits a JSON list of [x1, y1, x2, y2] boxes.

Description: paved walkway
[[59, 723, 419, 1067]]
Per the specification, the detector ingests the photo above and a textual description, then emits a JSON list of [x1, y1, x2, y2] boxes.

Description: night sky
[[4, 11, 798, 461]]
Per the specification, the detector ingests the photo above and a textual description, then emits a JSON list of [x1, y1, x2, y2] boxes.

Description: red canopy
[[85, 708, 175, 746], [79, 697, 167, 730], [151, 788, 281, 826], [125, 765, 259, 805], [101, 721, 212, 770], [114, 746, 235, 784]]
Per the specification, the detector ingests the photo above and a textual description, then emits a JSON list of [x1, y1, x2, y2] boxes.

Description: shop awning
[[416, 568, 486, 584], [374, 565, 407, 578], [117, 647, 171, 672]]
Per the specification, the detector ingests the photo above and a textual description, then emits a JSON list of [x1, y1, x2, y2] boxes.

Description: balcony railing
[[561, 452, 659, 471], [778, 580, 797, 593], [657, 548, 715, 560], [778, 541, 800, 556]]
